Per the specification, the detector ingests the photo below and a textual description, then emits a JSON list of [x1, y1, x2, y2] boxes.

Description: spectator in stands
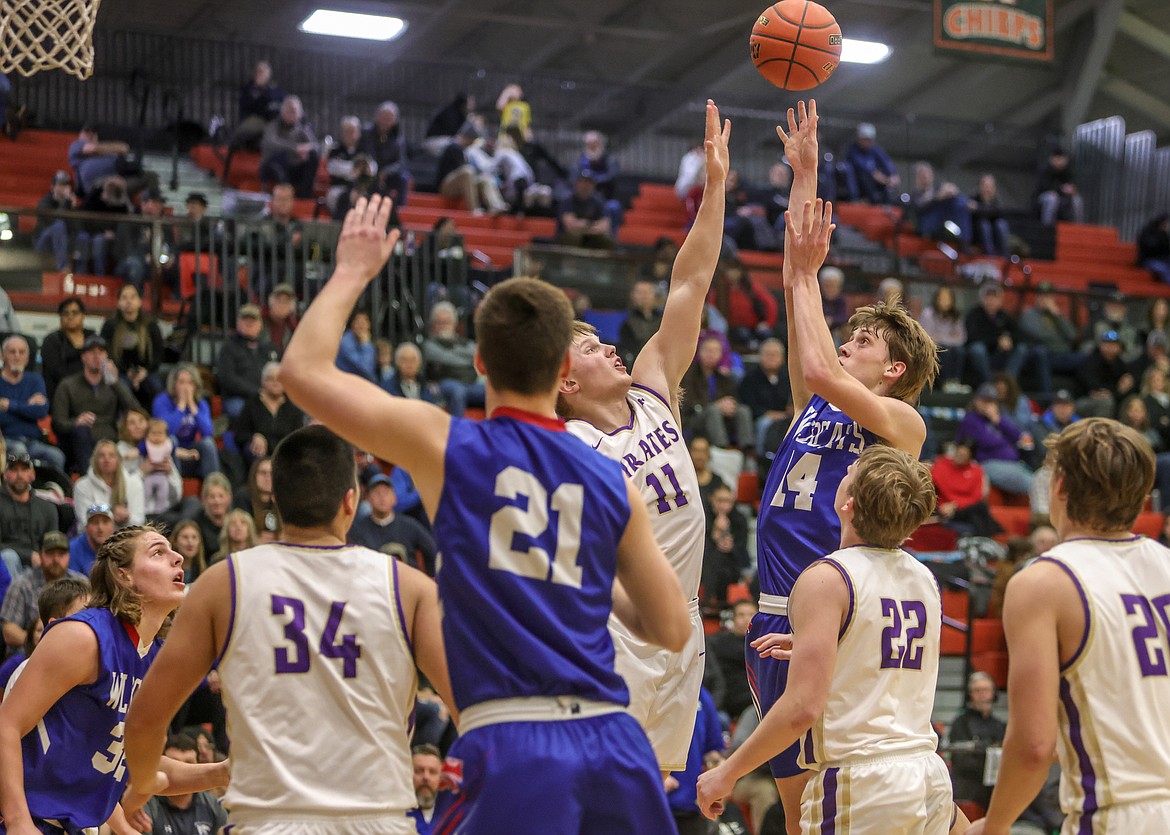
[[324, 115, 371, 217], [755, 162, 792, 231], [738, 337, 792, 456], [920, 285, 967, 388], [1032, 389, 1079, 446], [557, 170, 613, 249], [177, 191, 217, 254], [969, 173, 1013, 256], [948, 671, 1006, 812], [0, 290, 17, 336], [1074, 329, 1134, 418], [1087, 291, 1140, 361], [988, 533, 1046, 619], [223, 59, 285, 178], [50, 334, 138, 474], [424, 92, 474, 156], [65, 504, 109, 584], [113, 187, 175, 293], [495, 131, 553, 215], [67, 124, 152, 197], [33, 171, 81, 272], [689, 434, 728, 513], [143, 733, 228, 831], [681, 336, 754, 451], [1142, 296, 1170, 349], [1116, 394, 1170, 504], [232, 361, 304, 468], [259, 95, 319, 199], [841, 122, 899, 204], [115, 408, 182, 519], [955, 382, 1037, 497], [1138, 213, 1170, 285], [1128, 329, 1170, 384], [0, 445, 60, 577], [706, 599, 757, 720], [1, 531, 85, 655], [347, 473, 437, 574], [0, 336, 65, 472], [909, 160, 970, 243], [263, 283, 298, 356], [722, 169, 778, 253], [101, 283, 164, 409], [336, 309, 376, 381], [78, 175, 130, 274], [616, 279, 661, 367], [1034, 146, 1084, 225], [360, 101, 410, 205], [641, 236, 678, 287], [215, 304, 278, 420], [716, 257, 779, 351], [383, 342, 438, 404], [573, 130, 622, 232], [496, 83, 530, 137], [409, 744, 444, 834], [40, 297, 93, 399], [188, 472, 232, 555], [1143, 367, 1170, 451], [251, 184, 305, 299], [209, 508, 257, 564], [153, 363, 219, 480], [422, 301, 484, 418], [71, 439, 145, 529], [701, 482, 750, 612], [234, 456, 279, 542], [437, 120, 508, 216], [993, 371, 1037, 440], [965, 282, 1051, 393], [667, 687, 730, 834], [1018, 281, 1083, 378], [931, 439, 1002, 538], [819, 266, 850, 345], [675, 140, 705, 200]]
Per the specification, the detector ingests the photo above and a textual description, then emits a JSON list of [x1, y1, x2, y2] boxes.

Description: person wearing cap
[[842, 122, 899, 205], [1088, 291, 1140, 362], [965, 282, 1052, 394], [1074, 329, 1135, 418], [263, 283, 299, 355], [347, 472, 437, 575], [50, 333, 139, 474], [1018, 282, 1084, 377], [436, 117, 508, 215], [32, 170, 81, 271], [954, 382, 1037, 497], [67, 503, 115, 580], [558, 169, 613, 249], [1129, 328, 1170, 383], [0, 446, 61, 579], [214, 304, 278, 420], [1033, 389, 1080, 446], [114, 184, 179, 294], [0, 335, 67, 472], [1, 530, 85, 653], [1033, 146, 1083, 226], [178, 191, 217, 253]]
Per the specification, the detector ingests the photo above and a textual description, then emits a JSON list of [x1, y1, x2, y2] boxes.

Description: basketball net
[[0, 0, 102, 80]]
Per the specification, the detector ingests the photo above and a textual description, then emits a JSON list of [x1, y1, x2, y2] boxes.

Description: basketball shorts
[[744, 610, 804, 777], [1062, 799, 1170, 834], [433, 709, 672, 834], [611, 598, 705, 772], [223, 815, 416, 835], [801, 752, 953, 835]]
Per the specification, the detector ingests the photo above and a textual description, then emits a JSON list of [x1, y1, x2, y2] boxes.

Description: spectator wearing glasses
[[39, 297, 95, 400]]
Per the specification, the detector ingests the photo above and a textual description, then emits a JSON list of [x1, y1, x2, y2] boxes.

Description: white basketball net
[[0, 0, 102, 80]]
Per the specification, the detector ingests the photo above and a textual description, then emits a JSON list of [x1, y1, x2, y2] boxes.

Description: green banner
[[934, 0, 1054, 62]]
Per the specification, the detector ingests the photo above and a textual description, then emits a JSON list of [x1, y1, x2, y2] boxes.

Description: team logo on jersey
[[439, 756, 464, 793]]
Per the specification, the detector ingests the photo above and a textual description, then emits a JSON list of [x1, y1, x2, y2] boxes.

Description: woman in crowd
[[336, 308, 376, 381], [234, 456, 280, 542], [117, 408, 182, 517], [188, 473, 232, 554], [210, 508, 256, 563], [920, 285, 967, 386], [73, 439, 146, 528], [101, 284, 164, 409], [39, 296, 95, 398], [168, 518, 208, 583], [152, 363, 220, 479]]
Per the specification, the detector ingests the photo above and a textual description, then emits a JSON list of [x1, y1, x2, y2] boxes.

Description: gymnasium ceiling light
[[841, 39, 891, 64], [299, 10, 407, 41]]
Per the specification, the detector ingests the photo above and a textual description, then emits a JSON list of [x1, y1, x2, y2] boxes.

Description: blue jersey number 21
[[489, 466, 585, 589]]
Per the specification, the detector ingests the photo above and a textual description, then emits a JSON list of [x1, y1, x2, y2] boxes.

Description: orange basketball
[[750, 1, 843, 91]]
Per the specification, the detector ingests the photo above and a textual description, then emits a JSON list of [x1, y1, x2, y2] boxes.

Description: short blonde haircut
[[557, 321, 599, 419], [1045, 417, 1154, 533], [846, 302, 939, 404], [848, 445, 936, 549]]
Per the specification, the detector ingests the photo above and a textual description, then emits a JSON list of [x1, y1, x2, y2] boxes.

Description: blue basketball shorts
[[744, 610, 807, 779]]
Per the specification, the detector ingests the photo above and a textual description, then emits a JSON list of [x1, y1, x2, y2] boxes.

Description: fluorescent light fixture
[[299, 9, 407, 41], [841, 38, 890, 64]]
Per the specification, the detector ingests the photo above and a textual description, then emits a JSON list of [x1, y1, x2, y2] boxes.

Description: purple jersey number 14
[[272, 595, 363, 678]]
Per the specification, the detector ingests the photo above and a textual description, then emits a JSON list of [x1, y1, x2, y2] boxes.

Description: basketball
[[750, 1, 843, 91]]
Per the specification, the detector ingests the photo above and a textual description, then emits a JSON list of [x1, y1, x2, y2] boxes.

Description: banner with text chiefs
[[934, 0, 1054, 63]]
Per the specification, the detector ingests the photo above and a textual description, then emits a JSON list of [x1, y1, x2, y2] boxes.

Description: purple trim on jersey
[[630, 382, 670, 409], [490, 406, 566, 432], [566, 408, 636, 436], [802, 730, 817, 767], [820, 767, 839, 833], [1059, 677, 1099, 833], [213, 555, 237, 670], [392, 557, 413, 655], [817, 558, 856, 640], [1034, 557, 1092, 672], [271, 541, 352, 550]]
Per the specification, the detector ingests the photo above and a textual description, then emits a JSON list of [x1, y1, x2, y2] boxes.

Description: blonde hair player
[[696, 443, 961, 834], [557, 99, 729, 776], [969, 418, 1170, 835]]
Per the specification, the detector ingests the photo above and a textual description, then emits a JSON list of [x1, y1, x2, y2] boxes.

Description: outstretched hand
[[776, 99, 819, 175], [784, 199, 835, 286], [750, 631, 794, 660], [703, 99, 732, 186], [336, 195, 401, 283]]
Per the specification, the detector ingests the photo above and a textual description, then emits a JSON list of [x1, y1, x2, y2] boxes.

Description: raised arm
[[779, 100, 822, 416], [786, 199, 924, 454], [632, 100, 729, 408], [279, 196, 451, 516]]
